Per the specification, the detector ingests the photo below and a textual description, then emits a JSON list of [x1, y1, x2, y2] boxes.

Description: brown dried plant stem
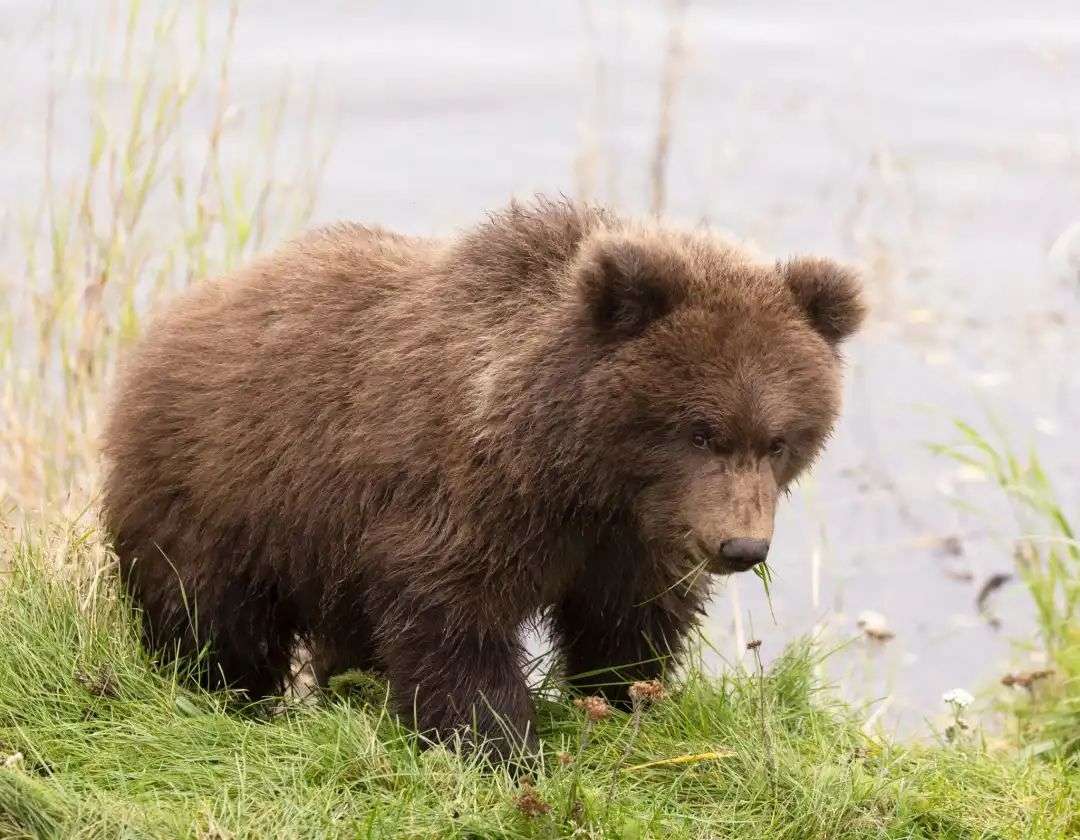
[[748, 640, 777, 793], [649, 0, 687, 217], [575, 0, 607, 203], [565, 695, 611, 822], [605, 699, 644, 813], [604, 680, 666, 813]]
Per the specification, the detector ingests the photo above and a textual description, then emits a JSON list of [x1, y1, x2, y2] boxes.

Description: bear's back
[[102, 223, 449, 541]]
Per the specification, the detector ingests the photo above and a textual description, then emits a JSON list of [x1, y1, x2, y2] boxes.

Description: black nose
[[720, 538, 770, 570]]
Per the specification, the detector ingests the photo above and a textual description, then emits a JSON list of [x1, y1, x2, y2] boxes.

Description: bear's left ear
[[576, 239, 682, 340], [781, 256, 866, 344]]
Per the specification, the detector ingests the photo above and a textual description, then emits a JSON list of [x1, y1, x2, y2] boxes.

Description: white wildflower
[[942, 688, 973, 708]]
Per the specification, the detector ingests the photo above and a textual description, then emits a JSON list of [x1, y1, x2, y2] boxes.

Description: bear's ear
[[577, 240, 681, 340], [781, 256, 866, 344]]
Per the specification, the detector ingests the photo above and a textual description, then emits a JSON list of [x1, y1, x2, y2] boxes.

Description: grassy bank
[[0, 529, 1075, 839]]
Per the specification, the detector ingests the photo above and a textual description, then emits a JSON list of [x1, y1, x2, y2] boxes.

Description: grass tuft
[[934, 419, 1079, 759]]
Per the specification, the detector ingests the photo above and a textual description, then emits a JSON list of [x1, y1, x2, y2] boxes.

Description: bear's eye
[[690, 426, 712, 450], [768, 438, 787, 457]]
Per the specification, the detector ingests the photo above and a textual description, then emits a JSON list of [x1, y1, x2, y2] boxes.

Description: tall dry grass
[[0, 0, 326, 528]]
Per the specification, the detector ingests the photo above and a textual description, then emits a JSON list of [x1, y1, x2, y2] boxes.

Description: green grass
[[0, 529, 1076, 839], [934, 420, 1080, 759]]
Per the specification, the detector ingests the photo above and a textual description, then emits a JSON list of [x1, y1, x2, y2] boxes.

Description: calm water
[[3, 0, 1078, 733]]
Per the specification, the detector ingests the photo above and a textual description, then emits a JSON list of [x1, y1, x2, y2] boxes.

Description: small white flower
[[942, 688, 973, 708]]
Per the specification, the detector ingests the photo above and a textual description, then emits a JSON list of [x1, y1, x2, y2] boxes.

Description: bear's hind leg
[[121, 539, 297, 700]]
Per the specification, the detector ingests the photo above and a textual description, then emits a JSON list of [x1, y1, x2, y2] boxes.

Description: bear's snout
[[684, 461, 778, 574]]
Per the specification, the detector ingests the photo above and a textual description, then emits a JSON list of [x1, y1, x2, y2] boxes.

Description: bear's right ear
[[576, 239, 680, 340]]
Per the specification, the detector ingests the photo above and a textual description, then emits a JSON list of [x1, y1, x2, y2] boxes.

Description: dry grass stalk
[[649, 0, 688, 217]]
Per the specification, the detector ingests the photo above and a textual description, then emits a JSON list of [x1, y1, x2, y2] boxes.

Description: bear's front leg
[[554, 575, 708, 709], [376, 603, 537, 761]]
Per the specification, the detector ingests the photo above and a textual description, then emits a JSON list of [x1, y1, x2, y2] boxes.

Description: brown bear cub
[[103, 198, 864, 758]]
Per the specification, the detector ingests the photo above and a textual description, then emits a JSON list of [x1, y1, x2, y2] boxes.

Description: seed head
[[746, 639, 762, 651], [574, 695, 612, 722], [75, 665, 119, 698], [514, 782, 551, 818], [1001, 669, 1054, 689], [629, 679, 667, 705]]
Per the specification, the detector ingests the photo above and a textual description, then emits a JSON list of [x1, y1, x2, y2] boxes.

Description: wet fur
[[102, 198, 863, 757]]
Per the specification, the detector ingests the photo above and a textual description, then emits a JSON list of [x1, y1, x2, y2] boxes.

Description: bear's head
[[571, 230, 865, 574]]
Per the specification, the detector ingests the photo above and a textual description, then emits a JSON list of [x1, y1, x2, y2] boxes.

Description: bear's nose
[[720, 538, 770, 570]]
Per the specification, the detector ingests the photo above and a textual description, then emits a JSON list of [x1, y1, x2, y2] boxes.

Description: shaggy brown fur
[[102, 198, 864, 758]]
